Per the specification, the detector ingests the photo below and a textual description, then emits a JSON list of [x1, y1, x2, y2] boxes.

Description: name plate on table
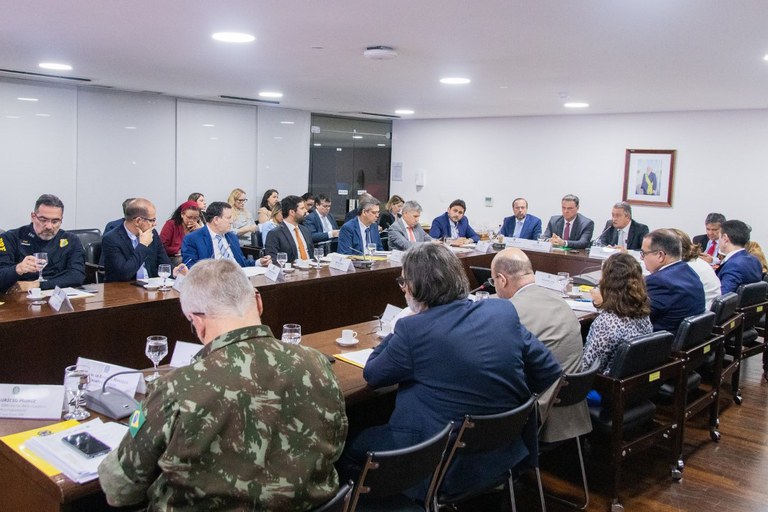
[[588, 246, 619, 260], [264, 263, 284, 282], [389, 250, 405, 263], [329, 254, 354, 272], [48, 286, 74, 312], [475, 241, 492, 253], [534, 271, 568, 293], [506, 238, 552, 253], [77, 357, 144, 396], [170, 341, 203, 367], [0, 384, 65, 419]]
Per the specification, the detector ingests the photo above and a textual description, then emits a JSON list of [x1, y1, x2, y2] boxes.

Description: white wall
[[390, 110, 767, 245], [0, 78, 309, 231]]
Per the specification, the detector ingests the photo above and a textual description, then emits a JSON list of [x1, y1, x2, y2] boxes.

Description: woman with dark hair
[[187, 192, 207, 222], [258, 189, 279, 224], [378, 194, 405, 230], [583, 252, 653, 374], [259, 202, 283, 247], [671, 228, 721, 309], [160, 201, 201, 261]]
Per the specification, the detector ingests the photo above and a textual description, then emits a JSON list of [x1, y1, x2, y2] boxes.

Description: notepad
[[334, 348, 374, 369]]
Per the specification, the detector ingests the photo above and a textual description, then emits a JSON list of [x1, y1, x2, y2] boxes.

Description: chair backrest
[[312, 481, 353, 512], [555, 359, 601, 408], [737, 281, 768, 329], [710, 292, 740, 324], [70, 230, 102, 252], [672, 311, 716, 352], [85, 241, 102, 266], [607, 331, 674, 380], [350, 422, 452, 507]]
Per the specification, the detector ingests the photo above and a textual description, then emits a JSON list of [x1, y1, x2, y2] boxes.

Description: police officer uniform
[[0, 224, 86, 293]]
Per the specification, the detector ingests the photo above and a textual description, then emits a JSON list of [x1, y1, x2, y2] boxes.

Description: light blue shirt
[[124, 225, 148, 279]]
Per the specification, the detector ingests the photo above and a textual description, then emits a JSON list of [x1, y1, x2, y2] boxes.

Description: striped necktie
[[215, 234, 230, 260]]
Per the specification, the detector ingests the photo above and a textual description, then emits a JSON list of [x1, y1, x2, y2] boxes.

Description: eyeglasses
[[395, 276, 406, 289], [639, 249, 663, 259], [235, 198, 248, 203], [487, 277, 496, 287], [32, 213, 62, 226], [139, 217, 157, 223]]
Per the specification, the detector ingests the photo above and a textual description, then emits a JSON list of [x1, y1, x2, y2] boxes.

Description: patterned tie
[[563, 221, 571, 241], [215, 234, 230, 260], [407, 226, 416, 241], [295, 227, 309, 260]]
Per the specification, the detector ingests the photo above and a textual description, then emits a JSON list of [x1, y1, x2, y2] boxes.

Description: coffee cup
[[341, 329, 358, 342], [27, 287, 42, 299], [284, 262, 292, 270]]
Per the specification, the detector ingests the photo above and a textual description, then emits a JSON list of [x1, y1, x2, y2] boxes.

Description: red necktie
[[407, 226, 416, 241], [706, 242, 716, 256], [563, 222, 571, 241]]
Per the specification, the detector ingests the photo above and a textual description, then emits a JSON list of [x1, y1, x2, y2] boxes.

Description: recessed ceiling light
[[280, 121, 295, 125], [202, 124, 215, 127], [336, 148, 342, 151], [17, 97, 38, 102], [35, 113, 50, 117], [5, 115, 20, 119], [124, 126, 137, 130], [564, 102, 589, 108], [377, 144, 386, 147], [499, 85, 509, 89], [259, 91, 283, 99], [210, 137, 219, 141], [39, 62, 72, 71], [352, 135, 363, 139], [313, 143, 322, 147], [273, 136, 283, 140], [211, 32, 255, 43], [395, 109, 414, 115], [440, 77, 471, 85]]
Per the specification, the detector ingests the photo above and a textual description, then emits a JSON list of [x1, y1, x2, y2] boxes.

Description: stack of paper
[[24, 419, 128, 483]]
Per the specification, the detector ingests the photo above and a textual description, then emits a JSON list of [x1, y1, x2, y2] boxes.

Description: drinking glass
[[157, 264, 172, 290], [63, 365, 90, 420], [476, 291, 490, 300], [558, 272, 572, 294], [276, 252, 288, 269], [314, 244, 326, 268], [366, 242, 377, 260], [281, 324, 302, 345], [34, 252, 48, 282], [145, 335, 168, 382]]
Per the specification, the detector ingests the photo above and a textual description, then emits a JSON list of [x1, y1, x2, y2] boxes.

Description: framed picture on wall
[[623, 149, 676, 207]]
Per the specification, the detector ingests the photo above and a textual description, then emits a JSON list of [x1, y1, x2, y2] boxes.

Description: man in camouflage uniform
[[0, 194, 85, 293], [98, 259, 348, 510]]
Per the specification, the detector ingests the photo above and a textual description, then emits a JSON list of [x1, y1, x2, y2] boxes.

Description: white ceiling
[[2, 0, 768, 119]]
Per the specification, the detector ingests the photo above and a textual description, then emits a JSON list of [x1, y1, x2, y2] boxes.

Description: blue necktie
[[513, 219, 523, 238], [132, 237, 148, 279]]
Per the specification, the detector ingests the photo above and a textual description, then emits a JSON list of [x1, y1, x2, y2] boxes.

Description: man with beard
[[0, 194, 85, 293], [265, 195, 314, 263]]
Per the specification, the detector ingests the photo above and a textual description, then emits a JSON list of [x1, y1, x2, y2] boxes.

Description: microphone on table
[[85, 368, 173, 420], [590, 224, 614, 247], [470, 279, 494, 294]]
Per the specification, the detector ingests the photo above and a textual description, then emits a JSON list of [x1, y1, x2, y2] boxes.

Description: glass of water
[[34, 252, 48, 282], [145, 335, 168, 382], [281, 324, 301, 345], [314, 244, 326, 268], [64, 365, 90, 420], [157, 264, 171, 290], [366, 242, 377, 260], [276, 252, 288, 269]]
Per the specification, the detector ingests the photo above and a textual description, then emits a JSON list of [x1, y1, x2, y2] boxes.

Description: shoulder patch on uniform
[[129, 407, 146, 437], [59, 238, 68, 248], [0, 237, 5, 252]]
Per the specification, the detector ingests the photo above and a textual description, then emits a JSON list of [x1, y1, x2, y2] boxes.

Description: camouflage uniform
[[98, 325, 348, 511]]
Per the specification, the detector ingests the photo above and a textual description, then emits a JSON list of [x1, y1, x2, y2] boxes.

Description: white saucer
[[282, 268, 296, 274], [26, 295, 46, 301], [336, 337, 360, 347], [374, 331, 391, 338]]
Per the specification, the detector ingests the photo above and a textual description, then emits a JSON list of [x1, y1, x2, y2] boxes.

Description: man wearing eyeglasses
[[337, 196, 384, 255], [641, 229, 705, 334], [0, 194, 85, 293], [102, 198, 185, 282]]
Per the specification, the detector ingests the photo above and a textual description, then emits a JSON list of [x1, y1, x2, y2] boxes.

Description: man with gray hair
[[387, 200, 433, 251], [642, 229, 705, 334], [0, 193, 85, 293], [338, 196, 384, 254], [543, 194, 594, 249], [597, 201, 649, 250], [491, 248, 590, 443], [693, 212, 726, 264], [99, 259, 348, 510]]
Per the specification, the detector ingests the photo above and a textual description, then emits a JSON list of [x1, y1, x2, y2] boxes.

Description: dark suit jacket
[[265, 222, 314, 262], [499, 215, 542, 240], [337, 218, 383, 255], [645, 261, 705, 334], [716, 250, 763, 294], [543, 213, 594, 249], [305, 211, 339, 244], [103, 218, 124, 235], [102, 225, 171, 282], [597, 219, 649, 250], [429, 212, 480, 242], [363, 298, 561, 498], [181, 227, 253, 268]]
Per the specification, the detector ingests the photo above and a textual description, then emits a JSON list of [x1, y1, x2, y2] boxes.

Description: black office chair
[[69, 229, 104, 284], [657, 312, 722, 452], [541, 360, 600, 511], [347, 423, 452, 512], [709, 293, 743, 403], [312, 481, 353, 512], [726, 282, 768, 402], [433, 395, 544, 512], [589, 331, 685, 512]]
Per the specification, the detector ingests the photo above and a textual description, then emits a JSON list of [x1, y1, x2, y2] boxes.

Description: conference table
[[0, 246, 601, 511]]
